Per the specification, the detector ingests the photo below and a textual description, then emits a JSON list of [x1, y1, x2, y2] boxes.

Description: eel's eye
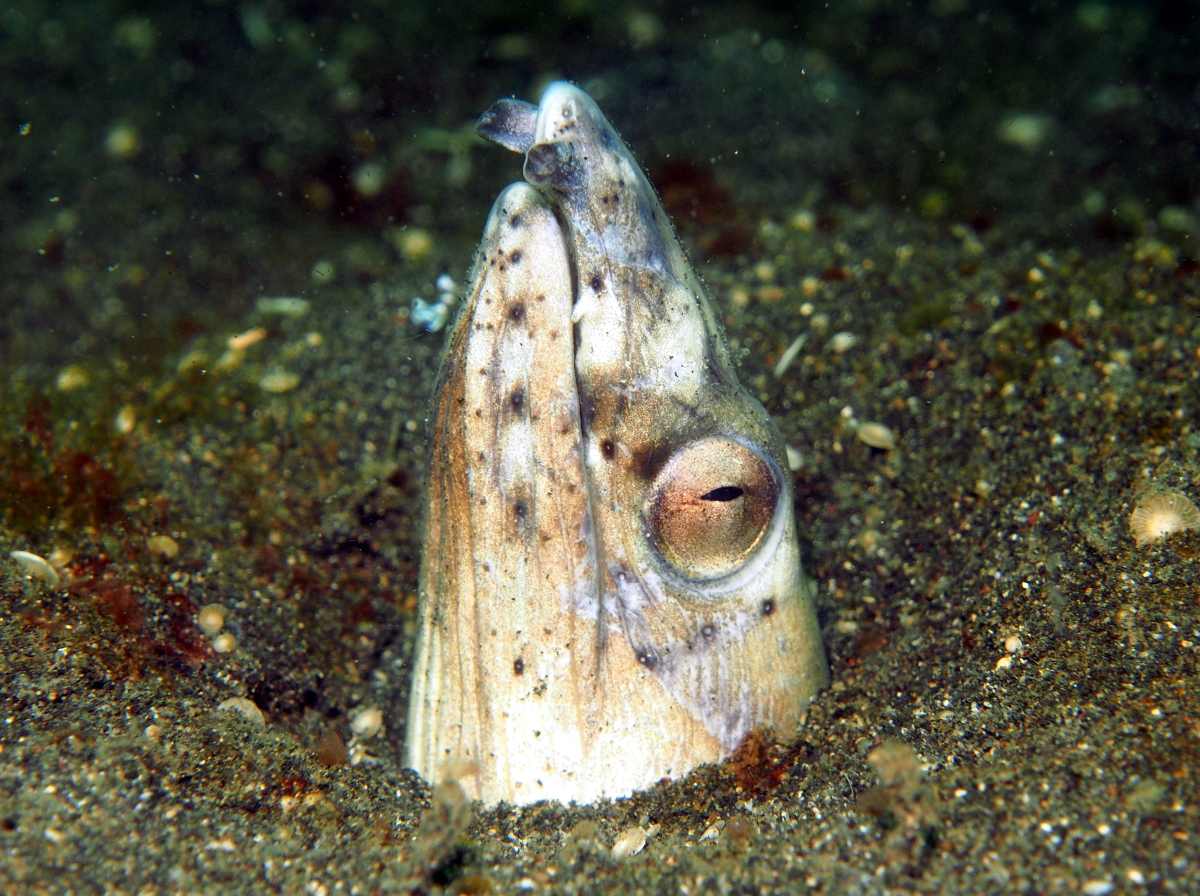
[[644, 437, 781, 580]]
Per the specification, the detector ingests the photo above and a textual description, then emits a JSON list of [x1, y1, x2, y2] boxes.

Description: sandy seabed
[[2, 3, 1198, 893]]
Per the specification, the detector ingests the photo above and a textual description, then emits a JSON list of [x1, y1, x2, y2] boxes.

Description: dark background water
[[3, 0, 1197, 372]]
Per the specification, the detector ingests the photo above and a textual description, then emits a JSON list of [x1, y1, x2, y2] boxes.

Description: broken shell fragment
[[217, 697, 265, 727], [856, 422, 896, 451], [228, 327, 268, 351], [610, 826, 649, 859], [256, 296, 310, 317], [146, 534, 180, 558], [1129, 489, 1200, 547], [9, 550, 60, 587]]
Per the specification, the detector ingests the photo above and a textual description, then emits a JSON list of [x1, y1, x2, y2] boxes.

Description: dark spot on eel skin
[[589, 274, 602, 292], [510, 249, 522, 264], [630, 441, 670, 481], [513, 500, 528, 521], [513, 657, 525, 675], [601, 439, 616, 459], [509, 303, 525, 322], [510, 387, 524, 414], [762, 598, 776, 617]]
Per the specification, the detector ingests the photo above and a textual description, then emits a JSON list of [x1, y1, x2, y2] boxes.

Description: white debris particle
[[772, 333, 807, 378], [259, 370, 300, 393], [56, 364, 90, 391], [411, 297, 450, 333], [998, 113, 1052, 151], [256, 296, 311, 317], [826, 331, 858, 353], [610, 825, 648, 858], [105, 123, 140, 158], [352, 161, 385, 198], [790, 209, 815, 231], [395, 228, 433, 261], [113, 405, 137, 435]]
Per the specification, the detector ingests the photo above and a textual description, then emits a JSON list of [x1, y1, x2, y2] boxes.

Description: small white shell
[[856, 422, 896, 451], [217, 697, 265, 727], [1130, 490, 1200, 547], [212, 632, 237, 653], [197, 604, 227, 636], [10, 550, 60, 587], [349, 707, 383, 740]]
